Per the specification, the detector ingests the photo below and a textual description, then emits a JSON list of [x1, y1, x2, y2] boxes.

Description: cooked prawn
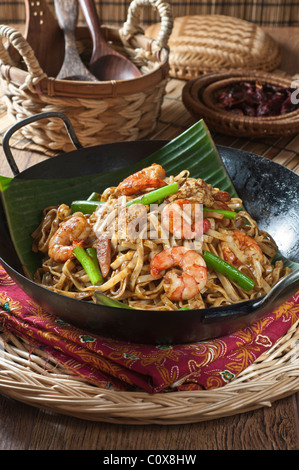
[[48, 215, 91, 263], [220, 229, 263, 268], [150, 246, 207, 301], [161, 199, 211, 239], [116, 163, 166, 196]]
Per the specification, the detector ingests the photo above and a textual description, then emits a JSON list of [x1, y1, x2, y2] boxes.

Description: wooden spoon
[[23, 0, 65, 77], [54, 0, 97, 81], [78, 0, 141, 80]]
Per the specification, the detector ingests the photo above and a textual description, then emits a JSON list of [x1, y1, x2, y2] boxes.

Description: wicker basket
[[0, 0, 173, 153], [182, 70, 299, 138], [146, 15, 281, 80]]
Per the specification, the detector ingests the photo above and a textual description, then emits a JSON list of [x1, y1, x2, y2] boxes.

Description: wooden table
[[0, 26, 298, 451]]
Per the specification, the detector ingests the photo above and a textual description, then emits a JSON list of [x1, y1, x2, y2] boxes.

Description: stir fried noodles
[[31, 164, 291, 310]]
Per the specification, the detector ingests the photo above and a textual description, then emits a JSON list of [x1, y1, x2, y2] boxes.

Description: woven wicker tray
[[182, 70, 299, 137], [145, 15, 281, 79], [0, 320, 298, 424]]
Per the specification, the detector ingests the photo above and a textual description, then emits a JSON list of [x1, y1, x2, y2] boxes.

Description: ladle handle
[[78, 0, 105, 59], [55, 0, 78, 33], [2, 111, 83, 176]]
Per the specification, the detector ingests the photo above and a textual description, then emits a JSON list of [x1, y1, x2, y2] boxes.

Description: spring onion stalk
[[126, 183, 179, 207], [86, 247, 101, 269], [203, 207, 236, 219], [72, 183, 178, 213], [87, 192, 101, 201], [73, 246, 103, 285], [203, 250, 255, 292], [94, 291, 134, 309], [71, 200, 104, 214]]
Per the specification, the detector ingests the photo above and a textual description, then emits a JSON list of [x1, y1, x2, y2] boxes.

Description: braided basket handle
[[0, 25, 46, 85], [122, 0, 173, 49]]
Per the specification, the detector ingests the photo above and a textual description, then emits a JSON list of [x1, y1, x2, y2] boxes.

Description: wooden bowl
[[182, 71, 299, 137]]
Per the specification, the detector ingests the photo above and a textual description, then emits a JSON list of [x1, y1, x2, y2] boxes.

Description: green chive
[[203, 250, 255, 292], [87, 192, 101, 201], [126, 183, 179, 207], [203, 207, 236, 219], [73, 246, 103, 285], [94, 291, 134, 309], [71, 200, 104, 214], [72, 183, 179, 214]]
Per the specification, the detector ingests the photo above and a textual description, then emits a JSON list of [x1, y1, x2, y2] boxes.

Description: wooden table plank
[[0, 392, 298, 450]]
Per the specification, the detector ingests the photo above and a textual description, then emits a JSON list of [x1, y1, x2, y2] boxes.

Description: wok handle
[[2, 111, 83, 176], [251, 268, 299, 313]]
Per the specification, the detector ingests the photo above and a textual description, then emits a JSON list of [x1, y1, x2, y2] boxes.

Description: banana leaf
[[0, 119, 297, 298]]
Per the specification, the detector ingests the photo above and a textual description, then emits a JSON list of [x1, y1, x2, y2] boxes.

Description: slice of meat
[[96, 233, 111, 278]]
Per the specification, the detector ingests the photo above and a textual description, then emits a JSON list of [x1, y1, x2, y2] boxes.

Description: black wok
[[1, 112, 298, 344]]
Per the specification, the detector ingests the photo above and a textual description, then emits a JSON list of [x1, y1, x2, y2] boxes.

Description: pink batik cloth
[[0, 264, 298, 393]]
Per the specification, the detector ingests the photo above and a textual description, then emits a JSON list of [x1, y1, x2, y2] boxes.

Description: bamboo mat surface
[[1, 0, 299, 27], [0, 77, 298, 177]]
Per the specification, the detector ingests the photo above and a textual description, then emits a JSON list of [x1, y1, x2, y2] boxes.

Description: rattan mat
[[1, 79, 299, 170], [0, 78, 299, 424]]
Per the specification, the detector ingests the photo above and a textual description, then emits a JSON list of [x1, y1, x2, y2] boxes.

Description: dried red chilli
[[216, 81, 299, 117]]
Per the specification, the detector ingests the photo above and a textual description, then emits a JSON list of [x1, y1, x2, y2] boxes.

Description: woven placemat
[[146, 15, 281, 79]]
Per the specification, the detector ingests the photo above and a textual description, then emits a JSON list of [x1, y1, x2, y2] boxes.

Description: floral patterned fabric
[[0, 264, 298, 393]]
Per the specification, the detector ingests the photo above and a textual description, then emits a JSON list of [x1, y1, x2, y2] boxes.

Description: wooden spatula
[[79, 0, 141, 80], [54, 0, 97, 81], [24, 0, 65, 77]]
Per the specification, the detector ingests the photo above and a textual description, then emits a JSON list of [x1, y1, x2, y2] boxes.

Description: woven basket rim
[[0, 24, 170, 99], [0, 319, 298, 424], [0, 0, 174, 98]]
